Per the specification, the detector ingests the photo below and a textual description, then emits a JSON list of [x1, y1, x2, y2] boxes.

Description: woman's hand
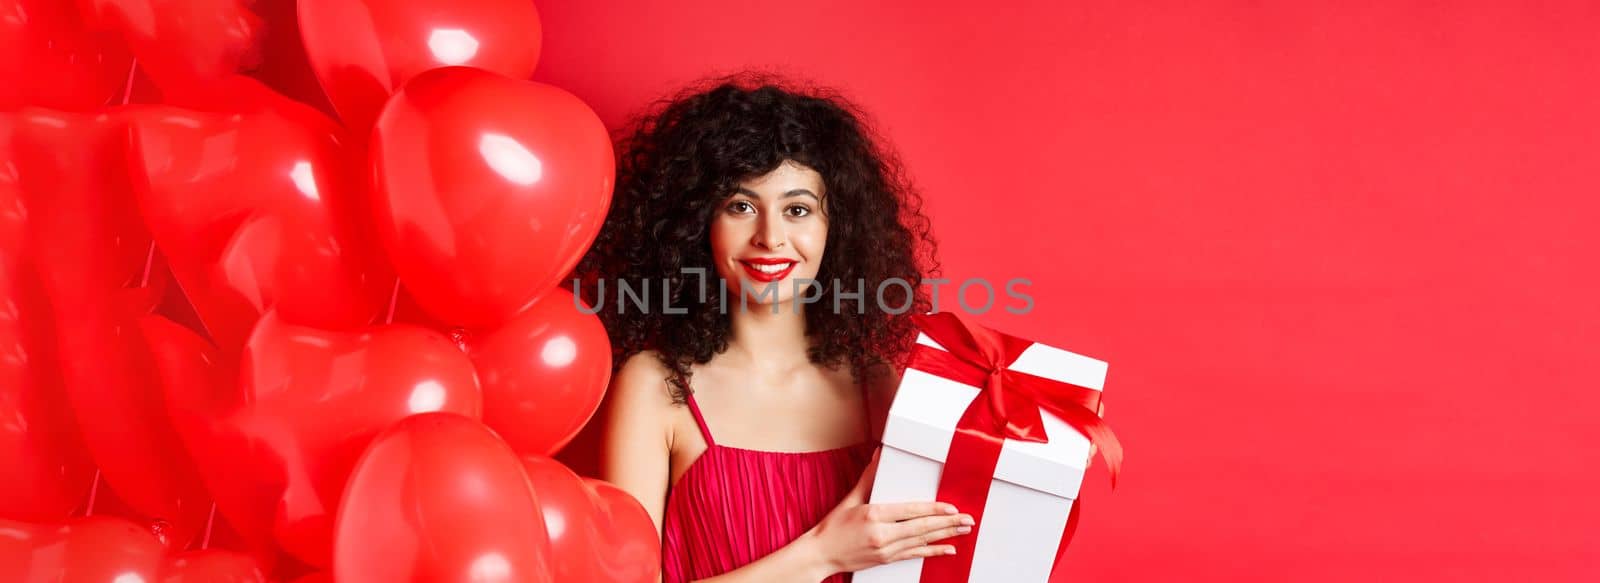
[[796, 448, 974, 578]]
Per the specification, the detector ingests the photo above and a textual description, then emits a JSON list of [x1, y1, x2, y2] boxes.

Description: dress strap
[[683, 390, 717, 448]]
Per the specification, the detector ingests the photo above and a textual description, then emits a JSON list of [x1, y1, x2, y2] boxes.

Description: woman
[[577, 72, 970, 583]]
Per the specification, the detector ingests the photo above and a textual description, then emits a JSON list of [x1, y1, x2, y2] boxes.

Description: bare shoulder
[[604, 350, 681, 446], [611, 350, 677, 409]]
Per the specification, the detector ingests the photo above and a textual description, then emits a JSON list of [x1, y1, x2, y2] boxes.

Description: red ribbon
[[909, 311, 1122, 583]]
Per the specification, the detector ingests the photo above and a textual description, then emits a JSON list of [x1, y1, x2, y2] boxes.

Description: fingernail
[[960, 515, 975, 526], [945, 547, 957, 555], [956, 526, 972, 534], [942, 504, 958, 515]]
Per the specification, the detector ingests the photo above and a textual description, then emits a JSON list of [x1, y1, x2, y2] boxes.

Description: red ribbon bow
[[907, 311, 1122, 582]]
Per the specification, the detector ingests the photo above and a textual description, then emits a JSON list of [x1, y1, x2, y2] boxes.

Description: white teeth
[[747, 262, 793, 274]]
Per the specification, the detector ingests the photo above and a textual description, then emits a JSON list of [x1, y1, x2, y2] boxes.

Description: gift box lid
[[882, 331, 1108, 500]]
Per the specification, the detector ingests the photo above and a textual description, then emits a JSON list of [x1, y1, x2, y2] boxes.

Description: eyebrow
[[735, 187, 819, 200]]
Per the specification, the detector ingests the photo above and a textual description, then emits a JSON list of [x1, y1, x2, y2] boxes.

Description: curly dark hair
[[574, 71, 939, 403]]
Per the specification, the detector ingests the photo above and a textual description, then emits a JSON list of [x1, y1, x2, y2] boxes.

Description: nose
[[753, 211, 787, 250]]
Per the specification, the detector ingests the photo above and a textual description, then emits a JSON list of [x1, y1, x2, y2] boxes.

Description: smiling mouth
[[739, 260, 797, 281], [743, 261, 794, 273]]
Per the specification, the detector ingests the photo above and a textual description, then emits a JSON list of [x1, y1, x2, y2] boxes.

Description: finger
[[869, 501, 958, 522], [886, 514, 972, 545], [889, 544, 956, 562], [884, 522, 972, 557]]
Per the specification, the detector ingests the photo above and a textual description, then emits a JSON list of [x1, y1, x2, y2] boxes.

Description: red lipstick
[[739, 258, 797, 282]]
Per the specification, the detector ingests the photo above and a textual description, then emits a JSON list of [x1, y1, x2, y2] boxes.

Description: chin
[[722, 279, 794, 306]]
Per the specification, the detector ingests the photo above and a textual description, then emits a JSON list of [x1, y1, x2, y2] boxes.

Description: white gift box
[[855, 330, 1108, 583]]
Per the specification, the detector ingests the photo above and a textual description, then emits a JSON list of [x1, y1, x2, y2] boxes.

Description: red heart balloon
[[140, 312, 483, 568], [5, 108, 210, 542], [0, 160, 96, 522], [0, 516, 166, 583], [469, 287, 612, 456], [334, 413, 554, 583], [75, 0, 262, 94], [244, 313, 480, 567], [126, 81, 391, 355], [298, 0, 543, 133], [372, 66, 614, 328], [521, 456, 661, 583], [0, 0, 134, 110]]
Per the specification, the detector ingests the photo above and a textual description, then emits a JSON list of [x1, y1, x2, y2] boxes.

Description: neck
[[725, 298, 811, 372]]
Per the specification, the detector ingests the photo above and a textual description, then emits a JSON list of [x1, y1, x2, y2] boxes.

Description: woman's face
[[709, 160, 829, 306]]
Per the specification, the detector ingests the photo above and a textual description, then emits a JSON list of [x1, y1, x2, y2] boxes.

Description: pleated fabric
[[661, 387, 875, 583]]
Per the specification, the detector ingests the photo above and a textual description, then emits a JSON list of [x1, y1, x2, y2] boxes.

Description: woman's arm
[[598, 352, 676, 578]]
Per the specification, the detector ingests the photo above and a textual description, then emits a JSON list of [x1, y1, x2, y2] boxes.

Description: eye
[[786, 204, 812, 218], [726, 200, 755, 214]]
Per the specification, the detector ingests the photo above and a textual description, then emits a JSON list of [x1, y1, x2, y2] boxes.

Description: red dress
[[660, 384, 876, 582]]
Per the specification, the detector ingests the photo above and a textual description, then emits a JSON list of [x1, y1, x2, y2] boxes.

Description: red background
[[533, 1, 1599, 580]]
